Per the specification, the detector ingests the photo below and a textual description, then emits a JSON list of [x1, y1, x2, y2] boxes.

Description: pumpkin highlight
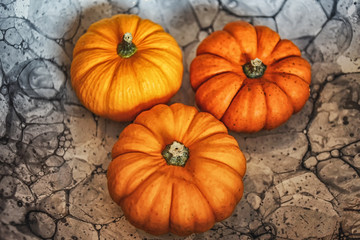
[[107, 103, 246, 236], [71, 14, 183, 121], [190, 21, 311, 132]]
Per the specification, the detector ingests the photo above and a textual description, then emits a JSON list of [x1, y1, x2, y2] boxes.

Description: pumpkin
[[71, 14, 183, 121], [107, 103, 246, 236], [190, 21, 311, 132]]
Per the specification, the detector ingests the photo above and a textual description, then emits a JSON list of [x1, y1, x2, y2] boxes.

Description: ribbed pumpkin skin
[[107, 103, 246, 236], [71, 14, 183, 121], [190, 21, 311, 133]]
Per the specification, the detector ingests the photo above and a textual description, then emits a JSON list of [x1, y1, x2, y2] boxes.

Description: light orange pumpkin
[[107, 103, 246, 236], [190, 21, 311, 132], [71, 14, 183, 121]]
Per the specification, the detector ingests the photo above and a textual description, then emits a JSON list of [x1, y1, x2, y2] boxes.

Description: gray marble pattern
[[0, 0, 359, 239]]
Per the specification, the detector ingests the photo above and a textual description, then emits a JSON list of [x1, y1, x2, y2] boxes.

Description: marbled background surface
[[0, 0, 360, 239]]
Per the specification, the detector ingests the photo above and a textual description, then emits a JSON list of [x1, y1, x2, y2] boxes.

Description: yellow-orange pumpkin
[[107, 103, 246, 236], [190, 21, 311, 132], [71, 14, 183, 121]]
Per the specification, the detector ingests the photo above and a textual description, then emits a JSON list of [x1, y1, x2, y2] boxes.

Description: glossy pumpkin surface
[[71, 14, 183, 121], [190, 21, 311, 132], [107, 103, 246, 236]]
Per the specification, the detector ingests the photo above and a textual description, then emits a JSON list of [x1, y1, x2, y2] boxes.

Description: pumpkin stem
[[117, 32, 137, 58], [162, 141, 189, 167], [243, 58, 267, 78]]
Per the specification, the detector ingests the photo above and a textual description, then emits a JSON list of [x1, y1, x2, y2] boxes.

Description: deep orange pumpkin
[[190, 21, 311, 132], [71, 14, 183, 121], [107, 103, 246, 236]]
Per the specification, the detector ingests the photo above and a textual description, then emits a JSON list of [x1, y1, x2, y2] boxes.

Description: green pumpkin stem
[[243, 58, 267, 78], [117, 32, 137, 58], [162, 141, 189, 167]]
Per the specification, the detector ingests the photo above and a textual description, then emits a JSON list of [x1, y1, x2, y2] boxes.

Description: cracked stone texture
[[0, 0, 359, 239]]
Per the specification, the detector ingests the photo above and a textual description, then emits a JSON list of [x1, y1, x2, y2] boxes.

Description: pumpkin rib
[[87, 16, 121, 35], [117, 124, 163, 155], [190, 183, 216, 231], [108, 56, 170, 117], [105, 59, 124, 116], [219, 78, 253, 118], [222, 80, 268, 132], [196, 30, 245, 64], [261, 80, 295, 129], [76, 59, 120, 113], [168, 181, 175, 232], [133, 18, 166, 44], [140, 49, 182, 74], [111, 123, 164, 158], [255, 25, 281, 62], [133, 14, 142, 37], [192, 70, 234, 91], [133, 104, 177, 145], [190, 54, 239, 90], [223, 29, 247, 61], [139, 52, 180, 93], [138, 45, 180, 59], [86, 28, 118, 45], [263, 72, 309, 85], [104, 61, 146, 121], [108, 154, 166, 203], [117, 164, 165, 202], [260, 81, 271, 128], [188, 155, 244, 193], [195, 72, 246, 120], [264, 78, 296, 111], [267, 56, 311, 84], [137, 32, 182, 59], [217, 79, 258, 127], [113, 15, 141, 44], [110, 57, 151, 116], [190, 54, 246, 98], [194, 156, 244, 179], [120, 171, 172, 234], [267, 54, 307, 66], [266, 70, 310, 86], [180, 113, 225, 146], [174, 177, 216, 226], [263, 39, 301, 65], [197, 52, 243, 71], [194, 163, 243, 201], [71, 51, 119, 90], [185, 125, 229, 147], [223, 21, 257, 61], [113, 149, 161, 159], [263, 73, 310, 113], [94, 60, 124, 112], [192, 68, 246, 95], [135, 29, 163, 44], [72, 32, 117, 56], [190, 165, 242, 222], [71, 53, 118, 88], [169, 180, 215, 235], [201, 52, 233, 62], [188, 134, 246, 177], [168, 104, 199, 143], [72, 47, 115, 58]]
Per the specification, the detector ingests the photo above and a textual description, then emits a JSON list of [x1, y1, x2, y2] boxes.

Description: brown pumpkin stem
[[117, 32, 137, 58], [243, 58, 267, 78], [162, 141, 189, 167]]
